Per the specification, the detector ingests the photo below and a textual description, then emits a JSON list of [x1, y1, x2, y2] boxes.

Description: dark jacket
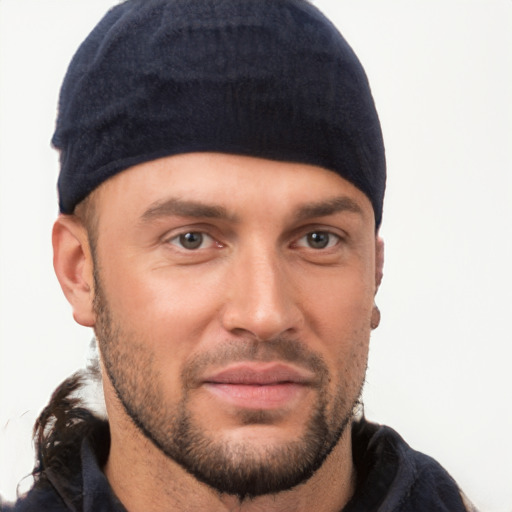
[[5, 418, 475, 511]]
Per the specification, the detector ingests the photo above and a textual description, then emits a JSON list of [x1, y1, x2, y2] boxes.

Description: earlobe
[[370, 304, 381, 330], [370, 237, 384, 330], [52, 215, 96, 327], [375, 236, 384, 293]]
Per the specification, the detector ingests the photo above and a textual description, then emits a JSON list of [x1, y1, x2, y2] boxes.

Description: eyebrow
[[141, 198, 237, 223], [294, 196, 364, 221], [140, 195, 364, 224]]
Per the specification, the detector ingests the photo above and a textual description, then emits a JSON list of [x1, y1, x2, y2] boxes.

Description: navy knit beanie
[[53, 0, 386, 227]]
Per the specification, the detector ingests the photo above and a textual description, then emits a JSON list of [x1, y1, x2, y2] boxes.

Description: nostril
[[220, 298, 303, 342]]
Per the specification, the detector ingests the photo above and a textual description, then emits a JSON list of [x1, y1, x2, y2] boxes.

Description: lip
[[202, 363, 314, 410]]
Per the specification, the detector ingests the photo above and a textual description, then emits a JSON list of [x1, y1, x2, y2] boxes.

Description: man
[[6, 0, 475, 510]]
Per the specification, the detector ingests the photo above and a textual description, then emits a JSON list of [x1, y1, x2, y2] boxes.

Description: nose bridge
[[221, 239, 301, 340]]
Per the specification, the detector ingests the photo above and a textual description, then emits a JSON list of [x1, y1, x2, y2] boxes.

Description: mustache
[[181, 338, 329, 389]]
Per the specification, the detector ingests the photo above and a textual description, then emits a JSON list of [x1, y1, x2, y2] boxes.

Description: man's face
[[89, 153, 380, 498]]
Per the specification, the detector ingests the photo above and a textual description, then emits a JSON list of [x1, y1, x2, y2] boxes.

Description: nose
[[220, 246, 303, 341]]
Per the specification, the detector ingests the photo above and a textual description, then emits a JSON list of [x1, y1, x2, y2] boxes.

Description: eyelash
[[294, 231, 342, 250], [167, 231, 221, 251]]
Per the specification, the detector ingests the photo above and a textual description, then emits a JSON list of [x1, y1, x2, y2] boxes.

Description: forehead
[[92, 152, 374, 225]]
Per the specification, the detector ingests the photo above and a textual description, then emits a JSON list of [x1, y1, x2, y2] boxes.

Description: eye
[[296, 231, 340, 250], [168, 232, 215, 250]]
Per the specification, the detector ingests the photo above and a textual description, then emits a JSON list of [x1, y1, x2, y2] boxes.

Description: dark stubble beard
[[93, 271, 365, 500]]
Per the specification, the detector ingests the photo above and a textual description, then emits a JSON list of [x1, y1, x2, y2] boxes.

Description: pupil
[[180, 232, 203, 249], [308, 232, 329, 249]]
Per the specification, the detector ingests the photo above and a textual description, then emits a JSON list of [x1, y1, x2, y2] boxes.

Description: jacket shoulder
[[4, 484, 70, 512], [348, 419, 477, 512]]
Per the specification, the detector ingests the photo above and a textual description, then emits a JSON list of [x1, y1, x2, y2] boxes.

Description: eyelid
[[294, 230, 342, 249], [162, 225, 224, 251], [290, 223, 347, 243], [168, 232, 215, 250]]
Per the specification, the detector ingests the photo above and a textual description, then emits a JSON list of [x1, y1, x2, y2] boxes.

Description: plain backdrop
[[1, 1, 511, 510]]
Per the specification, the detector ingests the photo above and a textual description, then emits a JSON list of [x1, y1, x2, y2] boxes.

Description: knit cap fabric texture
[[53, 0, 386, 226]]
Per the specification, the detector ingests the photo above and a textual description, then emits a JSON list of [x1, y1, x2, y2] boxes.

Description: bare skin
[[53, 153, 383, 512]]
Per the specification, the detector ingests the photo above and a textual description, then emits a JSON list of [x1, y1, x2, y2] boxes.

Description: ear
[[374, 235, 384, 294], [52, 215, 96, 327]]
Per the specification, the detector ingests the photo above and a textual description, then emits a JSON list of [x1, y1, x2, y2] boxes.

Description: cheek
[[96, 266, 227, 409], [299, 267, 373, 382], [302, 267, 374, 338], [99, 260, 225, 356]]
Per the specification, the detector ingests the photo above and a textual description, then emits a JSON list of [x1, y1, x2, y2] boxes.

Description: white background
[[1, 0, 511, 510]]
